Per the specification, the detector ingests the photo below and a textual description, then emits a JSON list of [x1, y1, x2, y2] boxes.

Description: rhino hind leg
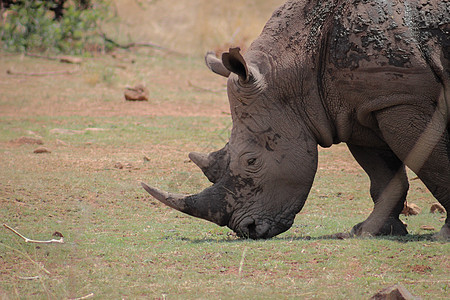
[[376, 104, 450, 240], [347, 144, 409, 236]]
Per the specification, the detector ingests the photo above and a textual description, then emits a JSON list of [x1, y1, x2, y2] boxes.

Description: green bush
[[0, 0, 110, 54]]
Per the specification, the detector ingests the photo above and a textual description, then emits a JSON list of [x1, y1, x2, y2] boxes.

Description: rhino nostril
[[236, 217, 256, 239], [247, 222, 257, 238], [244, 220, 271, 239]]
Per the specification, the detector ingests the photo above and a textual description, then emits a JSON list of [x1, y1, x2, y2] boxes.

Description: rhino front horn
[[141, 182, 189, 211], [141, 181, 230, 226]]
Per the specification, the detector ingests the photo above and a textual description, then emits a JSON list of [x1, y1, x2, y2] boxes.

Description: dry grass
[[108, 0, 285, 55]]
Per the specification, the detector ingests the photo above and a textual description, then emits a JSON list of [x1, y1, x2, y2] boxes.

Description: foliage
[[0, 0, 111, 54]]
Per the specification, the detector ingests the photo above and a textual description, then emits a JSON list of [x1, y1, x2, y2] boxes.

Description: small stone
[[84, 127, 107, 132], [50, 128, 84, 135], [33, 147, 51, 154], [59, 56, 82, 64], [52, 231, 64, 238], [420, 225, 435, 231], [56, 139, 68, 146], [369, 284, 418, 300], [401, 202, 420, 216], [430, 203, 445, 214], [124, 84, 149, 101]]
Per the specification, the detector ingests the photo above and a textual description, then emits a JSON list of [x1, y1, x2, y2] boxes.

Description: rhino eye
[[247, 158, 257, 166]]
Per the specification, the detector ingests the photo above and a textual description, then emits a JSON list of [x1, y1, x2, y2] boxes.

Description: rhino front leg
[[347, 144, 409, 236]]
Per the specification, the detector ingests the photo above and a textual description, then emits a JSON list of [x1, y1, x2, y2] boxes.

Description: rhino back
[[329, 0, 449, 69], [249, 0, 449, 145], [250, 0, 448, 102]]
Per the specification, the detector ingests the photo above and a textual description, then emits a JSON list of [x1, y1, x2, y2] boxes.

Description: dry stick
[[100, 33, 184, 56], [25, 52, 82, 64], [70, 293, 94, 300], [3, 224, 64, 244], [17, 276, 40, 280], [187, 80, 227, 93], [6, 69, 79, 76], [238, 247, 248, 277], [25, 52, 59, 61]]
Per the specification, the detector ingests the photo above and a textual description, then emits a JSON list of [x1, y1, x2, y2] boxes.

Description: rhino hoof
[[351, 217, 408, 237]]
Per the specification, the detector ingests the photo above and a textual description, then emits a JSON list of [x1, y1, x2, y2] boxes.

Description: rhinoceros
[[142, 0, 450, 239]]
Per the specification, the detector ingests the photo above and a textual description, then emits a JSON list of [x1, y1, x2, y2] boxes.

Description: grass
[[1, 1, 449, 298], [108, 0, 286, 55]]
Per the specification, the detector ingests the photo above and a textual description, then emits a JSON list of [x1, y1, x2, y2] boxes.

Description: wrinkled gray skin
[[142, 0, 450, 239]]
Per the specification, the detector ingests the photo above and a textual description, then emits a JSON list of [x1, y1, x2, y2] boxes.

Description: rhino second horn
[[189, 151, 210, 170]]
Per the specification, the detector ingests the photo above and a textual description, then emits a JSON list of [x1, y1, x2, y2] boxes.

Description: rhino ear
[[205, 51, 231, 78], [222, 47, 250, 83]]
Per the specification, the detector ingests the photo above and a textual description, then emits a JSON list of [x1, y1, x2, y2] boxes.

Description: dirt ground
[[0, 51, 230, 118]]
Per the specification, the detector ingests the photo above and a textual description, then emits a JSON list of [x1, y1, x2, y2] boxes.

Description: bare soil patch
[[0, 52, 230, 118]]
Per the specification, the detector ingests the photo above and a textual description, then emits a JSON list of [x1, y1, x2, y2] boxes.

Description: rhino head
[[143, 48, 319, 239]]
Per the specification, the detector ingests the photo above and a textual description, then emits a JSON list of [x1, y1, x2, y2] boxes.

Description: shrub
[[0, 0, 111, 54]]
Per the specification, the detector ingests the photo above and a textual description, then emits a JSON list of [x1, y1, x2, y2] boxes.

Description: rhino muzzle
[[142, 181, 301, 239], [230, 212, 296, 239]]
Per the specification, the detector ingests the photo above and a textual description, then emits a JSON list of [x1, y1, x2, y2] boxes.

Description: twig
[[70, 293, 94, 300], [25, 52, 58, 61], [187, 80, 227, 93], [403, 279, 450, 284], [3, 224, 64, 244], [238, 247, 248, 277], [100, 33, 184, 56], [25, 52, 83, 64], [6, 69, 79, 76], [17, 276, 40, 280]]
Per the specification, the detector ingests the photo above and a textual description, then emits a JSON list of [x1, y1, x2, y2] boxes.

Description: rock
[[401, 202, 421, 216], [124, 84, 149, 101], [50, 128, 106, 135], [84, 127, 107, 132], [11, 136, 43, 145], [114, 162, 124, 169], [56, 139, 68, 146], [50, 128, 84, 135], [33, 147, 51, 154], [114, 162, 139, 170], [420, 225, 435, 231], [369, 284, 419, 300], [430, 203, 445, 214], [59, 56, 82, 64], [111, 52, 136, 64]]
